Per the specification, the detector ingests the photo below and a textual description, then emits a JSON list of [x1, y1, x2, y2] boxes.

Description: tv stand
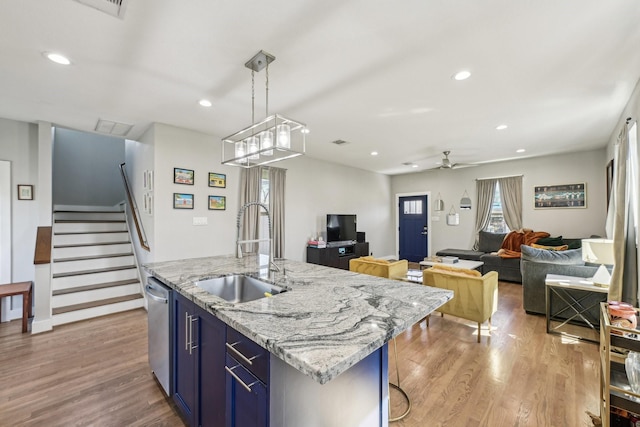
[[306, 242, 369, 270]]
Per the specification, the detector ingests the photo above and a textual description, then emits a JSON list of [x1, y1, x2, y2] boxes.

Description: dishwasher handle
[[145, 285, 168, 304]]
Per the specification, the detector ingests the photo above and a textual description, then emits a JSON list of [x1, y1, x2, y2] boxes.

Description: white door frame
[[395, 191, 432, 260], [0, 160, 12, 322]]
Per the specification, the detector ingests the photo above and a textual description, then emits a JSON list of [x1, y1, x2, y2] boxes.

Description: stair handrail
[[34, 226, 52, 265], [119, 163, 150, 251]]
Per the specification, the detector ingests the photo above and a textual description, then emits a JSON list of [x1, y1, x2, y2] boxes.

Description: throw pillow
[[535, 236, 565, 246], [478, 231, 507, 253], [520, 245, 584, 265], [530, 243, 569, 251]]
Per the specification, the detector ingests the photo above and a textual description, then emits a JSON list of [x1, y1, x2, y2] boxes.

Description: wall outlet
[[193, 217, 208, 226]]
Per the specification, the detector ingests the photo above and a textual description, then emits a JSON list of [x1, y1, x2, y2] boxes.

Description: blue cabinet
[[173, 293, 226, 427], [225, 328, 269, 427]]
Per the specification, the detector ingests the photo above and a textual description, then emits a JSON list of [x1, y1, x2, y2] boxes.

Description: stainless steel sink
[[195, 274, 287, 303]]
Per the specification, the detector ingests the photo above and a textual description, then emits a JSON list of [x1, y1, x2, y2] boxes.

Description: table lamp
[[582, 238, 615, 287]]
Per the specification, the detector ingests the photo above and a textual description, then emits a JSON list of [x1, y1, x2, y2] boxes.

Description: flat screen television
[[326, 214, 357, 242]]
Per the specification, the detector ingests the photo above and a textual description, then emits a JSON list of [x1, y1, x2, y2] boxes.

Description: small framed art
[[208, 195, 226, 210], [17, 185, 33, 200], [174, 193, 194, 209], [174, 168, 194, 185], [208, 172, 226, 188]]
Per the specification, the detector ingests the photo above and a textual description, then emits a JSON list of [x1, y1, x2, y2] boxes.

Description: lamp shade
[[582, 238, 615, 265]]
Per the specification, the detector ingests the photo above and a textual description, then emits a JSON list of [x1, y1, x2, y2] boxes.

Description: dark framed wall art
[[534, 183, 586, 209], [174, 193, 194, 209], [174, 168, 194, 185]]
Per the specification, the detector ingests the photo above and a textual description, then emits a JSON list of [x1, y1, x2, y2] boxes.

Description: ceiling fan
[[427, 151, 477, 170]]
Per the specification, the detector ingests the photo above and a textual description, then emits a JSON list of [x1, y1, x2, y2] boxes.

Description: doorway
[[0, 160, 11, 321], [397, 193, 430, 262]]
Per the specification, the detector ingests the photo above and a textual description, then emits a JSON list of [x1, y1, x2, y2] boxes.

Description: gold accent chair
[[348, 256, 408, 280], [422, 264, 498, 343]]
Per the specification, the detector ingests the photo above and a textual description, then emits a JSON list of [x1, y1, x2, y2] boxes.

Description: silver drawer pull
[[226, 342, 258, 365], [225, 365, 259, 393]]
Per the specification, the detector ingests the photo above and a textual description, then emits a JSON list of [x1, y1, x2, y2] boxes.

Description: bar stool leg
[[389, 337, 411, 422]]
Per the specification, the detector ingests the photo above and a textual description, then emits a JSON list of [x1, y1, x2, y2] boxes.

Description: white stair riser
[[52, 298, 144, 326], [53, 232, 130, 246], [53, 268, 138, 291], [54, 212, 125, 221], [53, 243, 132, 259], [54, 222, 127, 233], [52, 284, 141, 308], [52, 255, 134, 275], [54, 205, 124, 213]]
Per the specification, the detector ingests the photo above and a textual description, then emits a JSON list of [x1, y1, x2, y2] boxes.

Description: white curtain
[[498, 176, 523, 231], [609, 121, 638, 305], [239, 167, 263, 254], [269, 167, 286, 258], [473, 179, 497, 250]]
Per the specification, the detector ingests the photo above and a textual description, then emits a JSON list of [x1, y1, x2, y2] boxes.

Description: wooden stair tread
[[53, 279, 140, 296], [54, 210, 124, 213], [54, 253, 133, 263], [54, 231, 128, 236], [52, 294, 143, 315], [54, 219, 125, 223], [53, 241, 130, 248], [52, 265, 136, 278]]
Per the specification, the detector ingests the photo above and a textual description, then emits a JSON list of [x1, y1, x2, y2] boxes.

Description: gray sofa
[[436, 231, 522, 282], [520, 245, 603, 319]]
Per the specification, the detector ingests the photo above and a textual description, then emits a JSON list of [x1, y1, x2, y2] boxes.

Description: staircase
[[51, 207, 145, 326]]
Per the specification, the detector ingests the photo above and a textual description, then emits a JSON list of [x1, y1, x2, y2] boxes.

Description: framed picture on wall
[[208, 172, 226, 188], [208, 195, 226, 210], [174, 168, 194, 185], [17, 184, 33, 200], [534, 183, 586, 209], [174, 193, 194, 209]]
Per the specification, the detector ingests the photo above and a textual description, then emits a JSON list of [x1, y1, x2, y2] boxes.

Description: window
[[485, 182, 510, 233], [403, 200, 423, 215], [258, 169, 270, 253]]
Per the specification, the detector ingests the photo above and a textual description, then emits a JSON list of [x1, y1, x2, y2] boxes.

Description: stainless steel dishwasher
[[146, 277, 172, 396]]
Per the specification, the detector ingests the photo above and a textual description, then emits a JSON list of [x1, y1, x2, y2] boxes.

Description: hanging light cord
[[251, 69, 255, 124], [265, 62, 269, 118]]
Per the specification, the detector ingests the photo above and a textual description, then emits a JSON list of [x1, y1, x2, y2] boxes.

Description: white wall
[[283, 156, 394, 260], [0, 118, 39, 283], [150, 123, 241, 262], [53, 128, 125, 206], [391, 149, 608, 254]]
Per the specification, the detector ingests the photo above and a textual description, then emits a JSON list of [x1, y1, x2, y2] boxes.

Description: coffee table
[[419, 259, 484, 271]]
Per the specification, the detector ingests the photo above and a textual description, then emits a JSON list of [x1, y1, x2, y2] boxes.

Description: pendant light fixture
[[222, 50, 307, 168], [460, 190, 472, 210]]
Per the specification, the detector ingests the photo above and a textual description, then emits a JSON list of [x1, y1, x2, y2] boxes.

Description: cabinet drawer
[[226, 328, 269, 384]]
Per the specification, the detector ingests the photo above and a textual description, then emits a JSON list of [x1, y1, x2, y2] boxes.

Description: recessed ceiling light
[[453, 70, 471, 81], [199, 99, 212, 107], [411, 164, 418, 168], [516, 148, 526, 153], [44, 52, 71, 65], [371, 151, 378, 156], [496, 124, 508, 130]]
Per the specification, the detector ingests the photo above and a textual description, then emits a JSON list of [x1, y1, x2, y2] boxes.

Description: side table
[[545, 274, 608, 343], [0, 281, 33, 333]]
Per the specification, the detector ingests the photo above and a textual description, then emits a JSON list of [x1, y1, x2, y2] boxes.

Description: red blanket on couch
[[497, 229, 550, 258]]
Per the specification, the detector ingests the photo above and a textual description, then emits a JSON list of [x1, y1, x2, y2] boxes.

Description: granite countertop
[[144, 255, 452, 384]]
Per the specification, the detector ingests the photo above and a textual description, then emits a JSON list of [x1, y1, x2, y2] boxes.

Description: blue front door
[[398, 195, 428, 262]]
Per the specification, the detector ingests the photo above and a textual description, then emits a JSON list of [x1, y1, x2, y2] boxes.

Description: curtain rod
[[475, 174, 523, 181]]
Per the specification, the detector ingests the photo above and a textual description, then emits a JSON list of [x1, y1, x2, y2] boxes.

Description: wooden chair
[[0, 281, 33, 333]]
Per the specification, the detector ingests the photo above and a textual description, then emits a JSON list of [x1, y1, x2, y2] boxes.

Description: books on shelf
[[307, 240, 326, 248]]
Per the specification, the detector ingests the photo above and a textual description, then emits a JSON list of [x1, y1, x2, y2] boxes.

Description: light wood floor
[[0, 281, 600, 426]]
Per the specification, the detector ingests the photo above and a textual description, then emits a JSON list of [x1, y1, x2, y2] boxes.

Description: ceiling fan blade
[[451, 163, 478, 169]]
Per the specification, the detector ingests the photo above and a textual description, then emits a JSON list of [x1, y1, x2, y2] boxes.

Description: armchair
[[422, 265, 498, 343]]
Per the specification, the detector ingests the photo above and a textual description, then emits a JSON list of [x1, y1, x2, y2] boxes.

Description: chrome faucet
[[236, 201, 280, 274]]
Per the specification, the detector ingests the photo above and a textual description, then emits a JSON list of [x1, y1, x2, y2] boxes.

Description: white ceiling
[[2, 0, 640, 175]]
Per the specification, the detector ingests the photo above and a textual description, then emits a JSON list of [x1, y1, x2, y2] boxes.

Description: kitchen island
[[144, 255, 452, 426]]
